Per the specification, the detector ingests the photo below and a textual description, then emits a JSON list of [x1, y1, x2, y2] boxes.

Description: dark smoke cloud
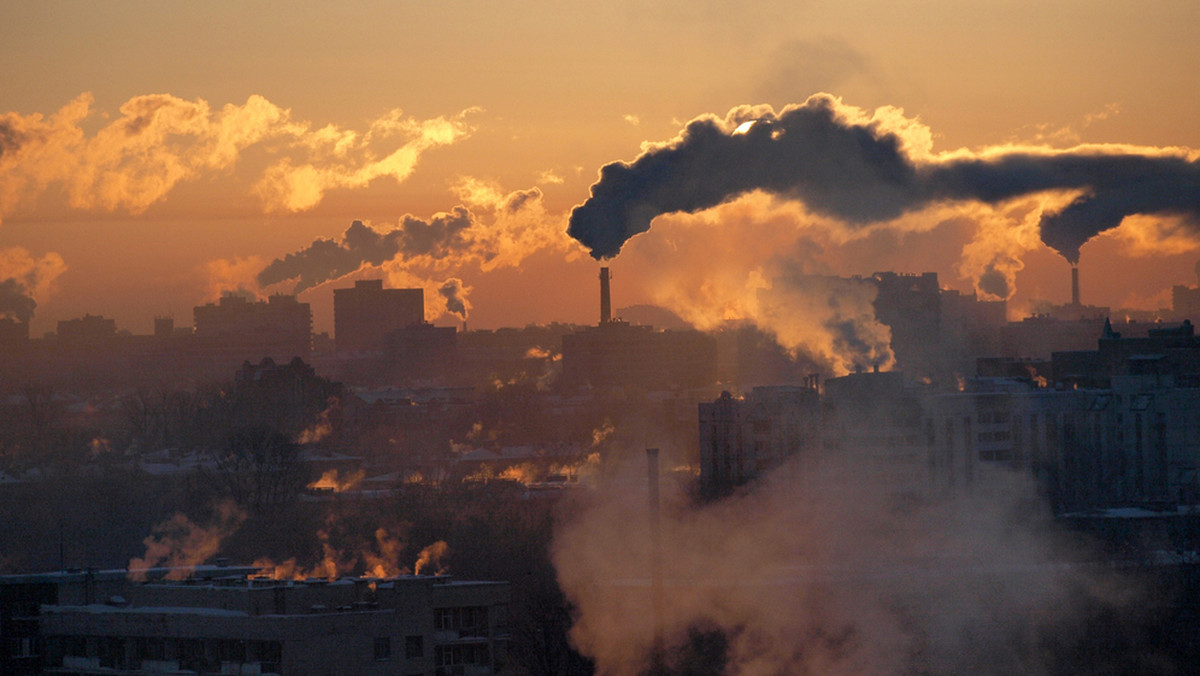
[[0, 121, 22, 158], [438, 278, 470, 319], [977, 265, 1010, 300], [568, 94, 1200, 264], [0, 278, 37, 323], [257, 208, 474, 292]]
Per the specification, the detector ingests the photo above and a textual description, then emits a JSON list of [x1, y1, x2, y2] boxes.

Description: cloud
[[201, 255, 269, 302], [253, 108, 477, 212], [567, 94, 1200, 266], [0, 93, 475, 222]]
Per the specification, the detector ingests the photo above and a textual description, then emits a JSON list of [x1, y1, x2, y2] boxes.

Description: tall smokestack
[[646, 447, 666, 675], [1071, 265, 1080, 306], [600, 267, 612, 324]]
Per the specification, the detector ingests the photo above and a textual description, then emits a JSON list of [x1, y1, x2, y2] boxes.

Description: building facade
[[334, 280, 424, 355], [1, 566, 509, 676]]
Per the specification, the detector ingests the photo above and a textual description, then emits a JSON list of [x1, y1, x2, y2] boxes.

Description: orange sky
[[2, 1, 1199, 337]]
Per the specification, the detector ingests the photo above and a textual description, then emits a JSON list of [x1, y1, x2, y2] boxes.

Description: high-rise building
[[334, 280, 424, 355], [192, 294, 312, 367]]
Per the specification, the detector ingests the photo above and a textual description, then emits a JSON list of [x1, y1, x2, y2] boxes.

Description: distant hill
[[614, 304, 692, 330]]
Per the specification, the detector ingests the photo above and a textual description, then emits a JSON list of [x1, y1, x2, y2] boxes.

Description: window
[[436, 643, 490, 667], [406, 635, 424, 659], [435, 607, 490, 637], [374, 637, 391, 661]]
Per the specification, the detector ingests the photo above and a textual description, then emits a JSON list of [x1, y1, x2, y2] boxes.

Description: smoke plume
[[568, 94, 1200, 265], [127, 501, 246, 581], [256, 179, 574, 321], [554, 454, 1137, 675], [0, 93, 474, 222], [257, 210, 474, 293], [0, 278, 36, 323], [0, 246, 67, 321], [615, 194, 895, 374], [438, 278, 471, 320]]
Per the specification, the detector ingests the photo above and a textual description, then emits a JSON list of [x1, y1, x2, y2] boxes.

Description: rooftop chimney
[[1071, 265, 1080, 306], [599, 267, 612, 324]]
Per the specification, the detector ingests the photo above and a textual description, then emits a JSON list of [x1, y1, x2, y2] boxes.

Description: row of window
[[373, 635, 425, 661], [48, 636, 281, 671], [436, 605, 489, 637]]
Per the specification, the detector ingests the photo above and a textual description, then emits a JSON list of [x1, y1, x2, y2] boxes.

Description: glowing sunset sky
[[2, 1, 1199, 338]]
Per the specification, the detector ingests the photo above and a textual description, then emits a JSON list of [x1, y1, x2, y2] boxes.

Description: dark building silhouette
[[698, 384, 821, 496], [1172, 284, 1200, 321], [1052, 319, 1200, 389], [0, 317, 29, 353], [381, 323, 459, 383], [56, 314, 117, 344], [561, 269, 716, 391], [233, 357, 342, 435], [334, 280, 423, 355], [192, 294, 312, 373], [153, 316, 174, 339]]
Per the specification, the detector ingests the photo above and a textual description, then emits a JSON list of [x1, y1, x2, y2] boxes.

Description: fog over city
[[4, 2, 1200, 674]]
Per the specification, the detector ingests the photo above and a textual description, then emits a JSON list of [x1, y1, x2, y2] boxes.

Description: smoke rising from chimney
[[437, 278, 471, 320], [567, 94, 1200, 266], [554, 454, 1141, 674], [0, 278, 36, 323], [0, 246, 67, 322], [254, 180, 573, 321]]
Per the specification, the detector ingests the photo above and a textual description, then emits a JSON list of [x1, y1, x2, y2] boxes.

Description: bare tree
[[208, 426, 311, 514]]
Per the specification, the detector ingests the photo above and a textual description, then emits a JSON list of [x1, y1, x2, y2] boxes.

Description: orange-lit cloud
[[200, 254, 268, 302], [0, 93, 475, 222]]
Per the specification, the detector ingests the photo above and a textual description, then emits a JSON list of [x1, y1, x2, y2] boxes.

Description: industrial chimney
[[599, 267, 612, 324], [1071, 265, 1080, 307], [646, 447, 665, 675]]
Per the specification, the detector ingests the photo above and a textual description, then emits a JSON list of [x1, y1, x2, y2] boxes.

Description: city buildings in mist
[[5, 264, 1200, 673]]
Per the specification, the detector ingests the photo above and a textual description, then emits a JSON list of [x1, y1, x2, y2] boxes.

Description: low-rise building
[[0, 566, 509, 676]]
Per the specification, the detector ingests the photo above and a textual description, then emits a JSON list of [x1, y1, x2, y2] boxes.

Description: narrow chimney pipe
[[600, 267, 612, 324], [1071, 265, 1080, 306], [647, 447, 666, 674]]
